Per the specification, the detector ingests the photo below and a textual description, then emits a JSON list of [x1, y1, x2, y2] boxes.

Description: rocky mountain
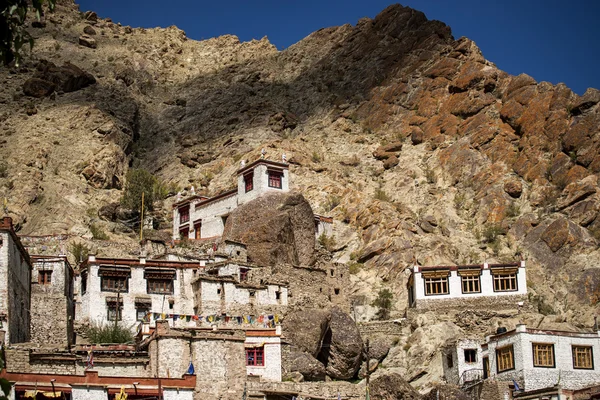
[[1, 0, 600, 392]]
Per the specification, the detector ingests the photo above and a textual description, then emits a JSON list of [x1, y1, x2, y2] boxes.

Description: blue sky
[[76, 0, 600, 95]]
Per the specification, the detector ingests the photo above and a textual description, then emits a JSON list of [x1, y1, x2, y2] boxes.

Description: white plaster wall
[[70, 387, 107, 400], [245, 335, 282, 382], [455, 339, 484, 383], [163, 389, 194, 400], [237, 164, 289, 205], [79, 264, 195, 329], [173, 194, 237, 240], [412, 263, 527, 302]]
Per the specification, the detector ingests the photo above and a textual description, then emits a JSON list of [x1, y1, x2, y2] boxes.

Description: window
[[244, 172, 253, 192], [246, 347, 264, 366], [459, 270, 481, 293], [107, 303, 122, 321], [179, 206, 190, 224], [423, 272, 449, 295], [179, 227, 189, 240], [496, 345, 514, 372], [136, 307, 149, 321], [268, 171, 282, 189], [533, 343, 555, 368], [240, 268, 249, 281], [572, 346, 593, 369], [447, 353, 454, 368], [194, 221, 202, 240], [145, 270, 175, 295], [464, 349, 477, 363], [38, 270, 52, 285], [147, 278, 174, 295], [81, 271, 88, 294], [492, 269, 518, 292], [101, 276, 128, 292]]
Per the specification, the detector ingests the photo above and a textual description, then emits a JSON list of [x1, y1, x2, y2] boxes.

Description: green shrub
[[506, 202, 520, 218], [324, 194, 341, 212], [374, 188, 391, 202], [318, 233, 335, 251], [372, 288, 393, 320], [121, 169, 160, 212], [90, 223, 109, 240], [69, 242, 90, 266], [348, 261, 363, 274], [86, 322, 133, 344], [311, 151, 322, 163], [482, 224, 503, 244]]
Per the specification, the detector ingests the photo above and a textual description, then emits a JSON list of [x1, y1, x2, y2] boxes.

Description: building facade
[[30, 255, 75, 347], [77, 255, 199, 329], [484, 324, 600, 392], [172, 159, 291, 241], [408, 261, 528, 310], [0, 217, 31, 345]]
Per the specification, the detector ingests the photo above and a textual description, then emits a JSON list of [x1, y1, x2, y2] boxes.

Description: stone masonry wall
[[30, 292, 70, 346]]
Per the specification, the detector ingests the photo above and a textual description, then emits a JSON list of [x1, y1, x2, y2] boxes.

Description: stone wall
[[248, 380, 364, 399], [357, 320, 406, 337], [4, 347, 77, 375], [0, 226, 31, 345], [409, 293, 531, 313], [30, 293, 70, 346]]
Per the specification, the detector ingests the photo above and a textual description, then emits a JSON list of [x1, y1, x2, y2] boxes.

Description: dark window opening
[[169, 300, 174, 310], [38, 270, 52, 285], [275, 291, 281, 300], [107, 304, 122, 321], [179, 227, 189, 240], [244, 172, 254, 192], [446, 353, 454, 368], [240, 268, 249, 281], [222, 215, 229, 227], [464, 349, 477, 363], [334, 288, 340, 295], [81, 271, 88, 294], [249, 290, 256, 297], [217, 288, 221, 295]]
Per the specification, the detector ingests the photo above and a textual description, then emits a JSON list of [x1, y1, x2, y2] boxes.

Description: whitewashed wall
[[245, 335, 282, 382], [411, 262, 527, 303], [78, 262, 196, 329], [237, 163, 289, 205]]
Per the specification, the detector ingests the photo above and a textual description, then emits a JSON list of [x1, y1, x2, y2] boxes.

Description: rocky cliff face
[[1, 0, 600, 392]]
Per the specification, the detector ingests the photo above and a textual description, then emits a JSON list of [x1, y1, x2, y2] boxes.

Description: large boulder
[[223, 191, 316, 266], [370, 373, 422, 400], [283, 309, 330, 356], [285, 351, 327, 381], [324, 307, 363, 380], [32, 60, 96, 93]]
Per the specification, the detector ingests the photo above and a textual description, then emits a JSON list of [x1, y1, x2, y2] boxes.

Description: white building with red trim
[[172, 159, 290, 241]]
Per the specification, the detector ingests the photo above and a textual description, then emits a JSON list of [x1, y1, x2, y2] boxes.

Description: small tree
[[121, 169, 158, 213], [372, 288, 393, 320]]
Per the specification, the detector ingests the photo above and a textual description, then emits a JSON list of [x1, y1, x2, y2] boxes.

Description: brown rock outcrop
[[324, 307, 363, 380], [223, 191, 316, 266], [370, 373, 422, 400]]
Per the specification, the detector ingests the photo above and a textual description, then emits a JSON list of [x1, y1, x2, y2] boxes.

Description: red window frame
[[179, 206, 190, 224], [240, 268, 249, 281], [268, 171, 282, 189], [179, 227, 189, 240], [246, 347, 264, 366], [244, 173, 254, 192], [38, 270, 52, 285]]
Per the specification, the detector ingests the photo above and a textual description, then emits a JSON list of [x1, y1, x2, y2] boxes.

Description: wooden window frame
[[492, 271, 518, 292], [101, 276, 128, 293], [496, 345, 515, 372], [38, 270, 53, 285], [244, 172, 254, 192], [532, 343, 555, 368], [193, 221, 202, 240], [147, 278, 174, 295], [460, 274, 481, 294], [246, 347, 265, 366], [572, 345, 594, 370], [136, 306, 150, 321], [423, 272, 449, 296], [268, 171, 282, 189], [179, 227, 189, 240]]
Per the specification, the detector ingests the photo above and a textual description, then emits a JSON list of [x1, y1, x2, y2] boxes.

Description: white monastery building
[[408, 261, 528, 309], [172, 159, 290, 241]]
